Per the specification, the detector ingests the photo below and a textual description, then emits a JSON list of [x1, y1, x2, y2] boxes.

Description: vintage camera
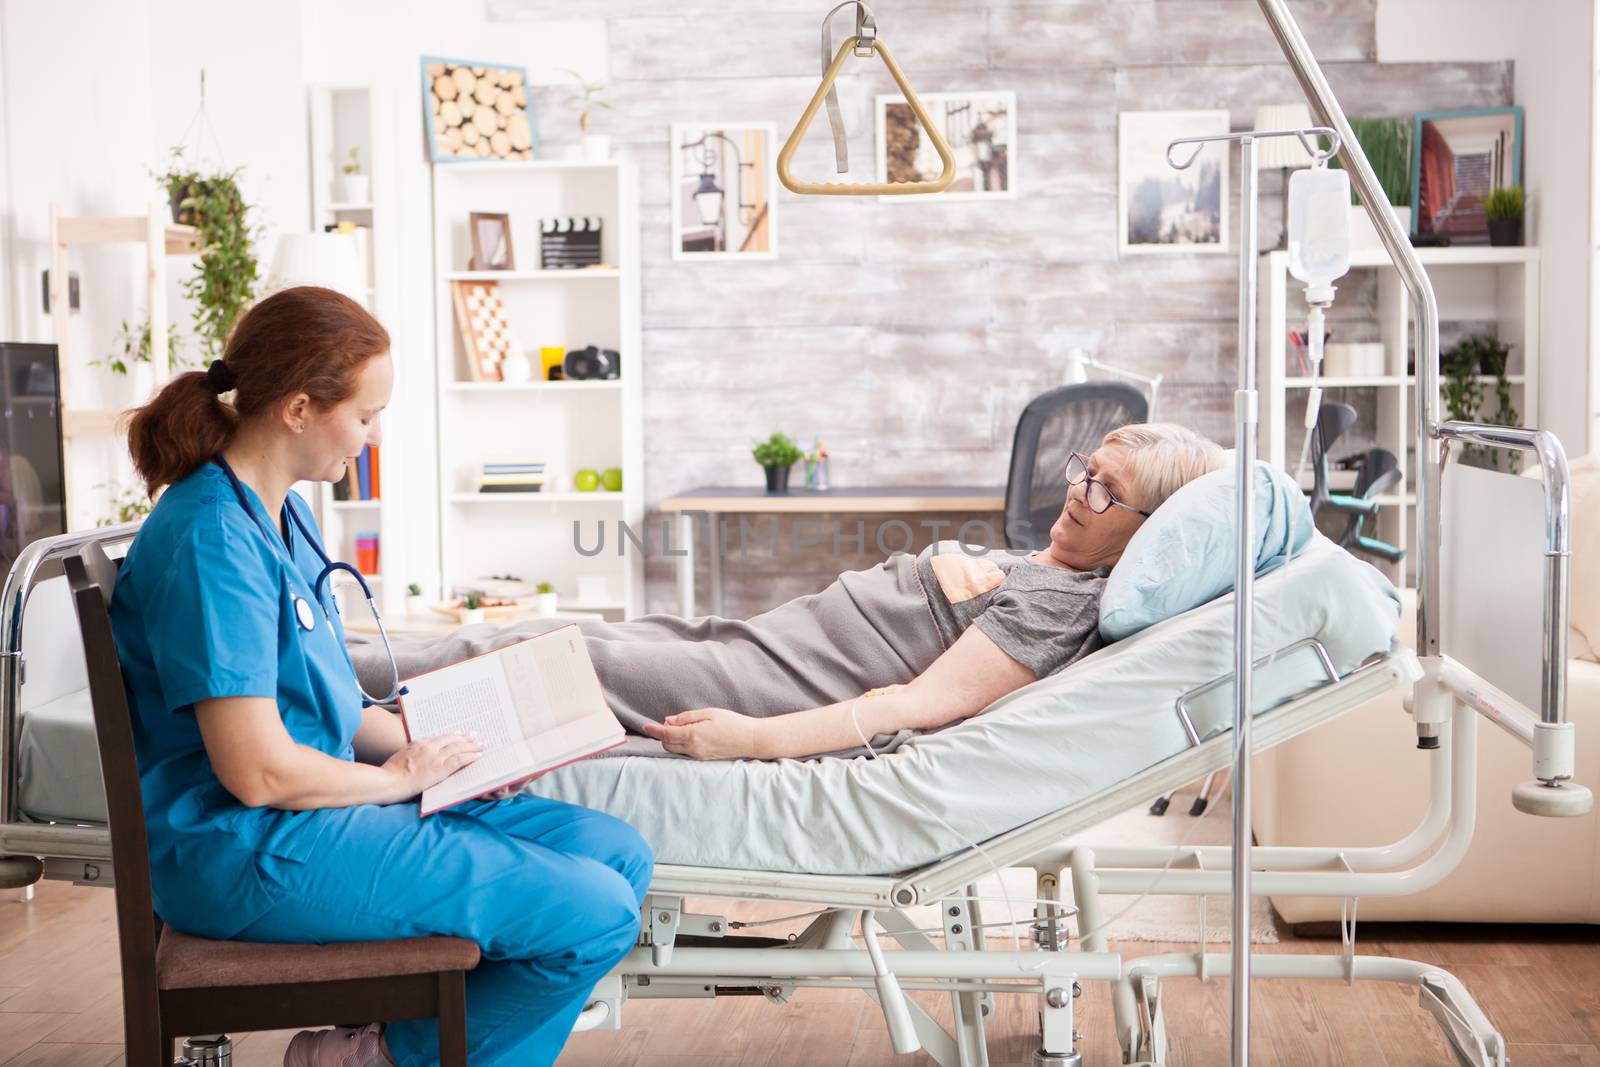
[[562, 345, 621, 380]]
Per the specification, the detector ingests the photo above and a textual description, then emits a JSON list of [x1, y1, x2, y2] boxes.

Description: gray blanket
[[347, 553, 945, 742]]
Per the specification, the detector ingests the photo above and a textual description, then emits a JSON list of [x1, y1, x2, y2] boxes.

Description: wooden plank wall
[[494, 0, 1512, 616]]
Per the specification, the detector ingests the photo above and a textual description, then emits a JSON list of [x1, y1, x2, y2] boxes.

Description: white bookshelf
[[1259, 246, 1541, 586], [305, 82, 405, 614], [431, 160, 644, 618]]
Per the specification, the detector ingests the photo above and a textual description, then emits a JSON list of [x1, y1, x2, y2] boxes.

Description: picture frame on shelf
[[874, 89, 1016, 201], [671, 122, 778, 260], [421, 56, 536, 163], [1117, 109, 1230, 255], [469, 211, 514, 270], [450, 279, 515, 382], [1411, 107, 1523, 245]]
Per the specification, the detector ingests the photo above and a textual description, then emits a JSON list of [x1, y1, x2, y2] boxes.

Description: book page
[[400, 626, 622, 815]]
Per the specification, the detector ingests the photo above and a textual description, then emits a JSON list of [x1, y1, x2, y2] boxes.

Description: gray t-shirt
[[914, 541, 1108, 679]]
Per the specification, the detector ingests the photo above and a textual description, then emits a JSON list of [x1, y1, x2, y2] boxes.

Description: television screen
[[0, 344, 65, 571]]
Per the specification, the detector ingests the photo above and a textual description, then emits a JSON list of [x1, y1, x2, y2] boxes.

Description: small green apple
[[574, 468, 601, 492], [601, 467, 623, 492]]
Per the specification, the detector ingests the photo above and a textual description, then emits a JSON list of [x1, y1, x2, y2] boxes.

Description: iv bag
[[1287, 165, 1350, 298]]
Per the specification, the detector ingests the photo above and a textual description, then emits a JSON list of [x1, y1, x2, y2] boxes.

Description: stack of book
[[332, 445, 381, 501], [477, 460, 545, 493], [539, 216, 603, 269]]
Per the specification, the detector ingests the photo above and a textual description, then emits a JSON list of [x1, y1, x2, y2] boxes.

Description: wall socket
[[40, 270, 80, 314]]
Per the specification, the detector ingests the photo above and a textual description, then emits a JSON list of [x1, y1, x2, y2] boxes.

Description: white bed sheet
[[525, 535, 1401, 874]]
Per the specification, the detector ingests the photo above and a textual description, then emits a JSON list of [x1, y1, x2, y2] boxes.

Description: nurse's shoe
[[283, 1023, 388, 1067]]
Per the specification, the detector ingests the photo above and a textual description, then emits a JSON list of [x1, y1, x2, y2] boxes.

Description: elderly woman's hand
[[642, 707, 765, 760]]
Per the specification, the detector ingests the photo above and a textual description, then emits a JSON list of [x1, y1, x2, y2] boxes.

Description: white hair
[[1101, 423, 1226, 512]]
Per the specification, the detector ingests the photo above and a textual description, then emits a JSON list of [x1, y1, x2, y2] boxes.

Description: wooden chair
[[64, 542, 478, 1067]]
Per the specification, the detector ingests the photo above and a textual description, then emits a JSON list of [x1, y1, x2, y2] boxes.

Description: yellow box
[[539, 346, 565, 379]]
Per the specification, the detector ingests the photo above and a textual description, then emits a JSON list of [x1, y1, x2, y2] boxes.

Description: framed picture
[[1411, 107, 1523, 244], [1118, 110, 1230, 254], [671, 123, 778, 260], [469, 211, 514, 270], [421, 56, 535, 163], [874, 90, 1016, 201]]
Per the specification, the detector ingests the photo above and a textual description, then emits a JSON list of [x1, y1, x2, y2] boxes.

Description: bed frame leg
[[1034, 969, 1082, 1067], [1068, 848, 1138, 1059], [943, 892, 989, 1067]]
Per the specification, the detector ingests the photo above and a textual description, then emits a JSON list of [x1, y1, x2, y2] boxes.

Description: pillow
[[1523, 453, 1600, 661], [1099, 457, 1316, 640]]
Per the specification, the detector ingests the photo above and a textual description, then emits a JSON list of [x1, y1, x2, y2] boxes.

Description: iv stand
[[1163, 124, 1339, 1067]]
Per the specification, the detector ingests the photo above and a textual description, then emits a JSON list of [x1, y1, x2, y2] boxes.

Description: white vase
[[405, 594, 428, 619], [536, 592, 559, 617], [339, 173, 370, 204], [461, 607, 486, 626], [501, 349, 532, 384], [582, 134, 612, 161], [1349, 204, 1411, 251]]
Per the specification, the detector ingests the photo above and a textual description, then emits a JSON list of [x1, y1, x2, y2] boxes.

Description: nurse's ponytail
[[128, 286, 389, 493]]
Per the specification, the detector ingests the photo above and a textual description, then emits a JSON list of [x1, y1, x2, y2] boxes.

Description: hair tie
[[206, 359, 235, 394]]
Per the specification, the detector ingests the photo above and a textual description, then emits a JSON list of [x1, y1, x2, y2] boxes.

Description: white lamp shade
[[1253, 104, 1316, 170], [270, 232, 364, 300]]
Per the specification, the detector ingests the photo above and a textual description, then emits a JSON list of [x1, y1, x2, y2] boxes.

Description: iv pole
[[1164, 124, 1338, 1067]]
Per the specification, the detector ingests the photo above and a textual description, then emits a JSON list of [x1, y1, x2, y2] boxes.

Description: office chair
[[1004, 382, 1149, 550], [1307, 401, 1405, 564], [64, 542, 478, 1067]]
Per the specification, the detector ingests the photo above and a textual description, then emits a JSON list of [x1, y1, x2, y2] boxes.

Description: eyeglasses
[[1064, 452, 1151, 517]]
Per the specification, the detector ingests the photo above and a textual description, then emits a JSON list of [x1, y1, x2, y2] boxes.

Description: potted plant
[[1443, 335, 1519, 469], [535, 581, 559, 617], [155, 152, 261, 361], [405, 581, 427, 619], [563, 69, 612, 160], [460, 591, 486, 626], [1334, 117, 1412, 249], [92, 318, 179, 410], [752, 432, 804, 494], [95, 481, 153, 527], [1483, 185, 1525, 247], [340, 146, 369, 204]]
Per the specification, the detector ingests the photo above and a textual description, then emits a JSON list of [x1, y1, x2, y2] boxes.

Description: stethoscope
[[213, 454, 406, 707]]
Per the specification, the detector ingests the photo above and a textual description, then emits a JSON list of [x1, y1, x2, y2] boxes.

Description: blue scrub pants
[[234, 794, 652, 1067]]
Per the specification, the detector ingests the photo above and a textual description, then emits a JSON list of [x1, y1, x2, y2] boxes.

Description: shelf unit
[[1259, 246, 1541, 586], [306, 82, 404, 613], [49, 203, 199, 527], [431, 160, 643, 618]]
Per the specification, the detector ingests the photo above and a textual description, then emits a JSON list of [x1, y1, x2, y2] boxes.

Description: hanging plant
[[1443, 335, 1519, 470], [156, 149, 261, 361]]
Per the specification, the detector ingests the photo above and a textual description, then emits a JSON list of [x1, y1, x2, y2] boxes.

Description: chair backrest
[[1003, 382, 1148, 549], [1307, 401, 1360, 513], [62, 544, 161, 1028]]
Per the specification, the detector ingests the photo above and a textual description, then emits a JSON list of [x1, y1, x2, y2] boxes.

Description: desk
[[659, 485, 1005, 617]]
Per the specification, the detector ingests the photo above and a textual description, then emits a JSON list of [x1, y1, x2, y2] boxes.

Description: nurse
[[112, 285, 651, 1067]]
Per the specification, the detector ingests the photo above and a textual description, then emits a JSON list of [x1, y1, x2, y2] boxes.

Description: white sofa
[[1256, 454, 1600, 924]]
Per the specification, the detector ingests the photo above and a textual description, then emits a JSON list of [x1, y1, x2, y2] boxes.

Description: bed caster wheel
[[1031, 1050, 1082, 1067], [177, 1035, 232, 1066]]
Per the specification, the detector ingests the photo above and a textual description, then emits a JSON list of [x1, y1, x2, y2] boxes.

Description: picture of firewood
[[422, 57, 537, 162]]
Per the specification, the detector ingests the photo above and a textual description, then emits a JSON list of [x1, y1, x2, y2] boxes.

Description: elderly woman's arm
[[642, 627, 1035, 760]]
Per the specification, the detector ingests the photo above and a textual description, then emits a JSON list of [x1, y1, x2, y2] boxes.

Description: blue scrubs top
[[109, 461, 364, 938]]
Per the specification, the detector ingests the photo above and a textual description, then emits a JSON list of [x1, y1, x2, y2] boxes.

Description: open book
[[398, 625, 624, 816]]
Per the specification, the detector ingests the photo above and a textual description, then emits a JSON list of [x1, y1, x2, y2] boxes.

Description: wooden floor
[[5, 882, 1600, 1066]]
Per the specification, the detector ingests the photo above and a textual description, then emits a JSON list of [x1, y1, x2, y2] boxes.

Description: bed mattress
[[525, 535, 1401, 873]]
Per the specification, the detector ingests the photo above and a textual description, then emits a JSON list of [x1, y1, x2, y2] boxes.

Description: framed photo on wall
[[1118, 109, 1230, 254], [422, 56, 536, 162], [671, 122, 779, 261], [1411, 107, 1523, 245], [873, 90, 1016, 201]]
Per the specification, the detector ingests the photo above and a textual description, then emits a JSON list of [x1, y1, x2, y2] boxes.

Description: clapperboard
[[540, 216, 603, 269]]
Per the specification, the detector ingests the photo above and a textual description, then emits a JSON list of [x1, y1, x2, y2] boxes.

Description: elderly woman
[[351, 423, 1223, 763]]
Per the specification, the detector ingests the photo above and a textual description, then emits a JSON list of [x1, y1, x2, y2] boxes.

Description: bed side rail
[[0, 523, 139, 829], [1429, 423, 1589, 817]]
